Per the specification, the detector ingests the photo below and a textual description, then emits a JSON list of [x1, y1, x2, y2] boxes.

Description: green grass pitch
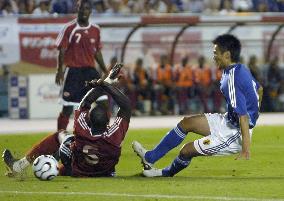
[[0, 126, 284, 201]]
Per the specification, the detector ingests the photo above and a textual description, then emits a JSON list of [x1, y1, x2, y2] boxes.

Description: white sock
[[105, 77, 118, 84], [104, 76, 111, 84], [12, 157, 30, 173]]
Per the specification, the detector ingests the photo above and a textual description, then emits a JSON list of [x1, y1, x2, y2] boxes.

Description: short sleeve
[[55, 25, 70, 50]]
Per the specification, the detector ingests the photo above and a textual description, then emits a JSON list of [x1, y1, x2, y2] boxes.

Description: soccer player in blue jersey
[[132, 34, 263, 177]]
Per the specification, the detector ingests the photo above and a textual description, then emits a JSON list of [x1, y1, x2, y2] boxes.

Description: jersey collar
[[224, 63, 239, 72], [76, 21, 91, 29]]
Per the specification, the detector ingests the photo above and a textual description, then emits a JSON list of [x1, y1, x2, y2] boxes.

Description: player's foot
[[143, 168, 163, 177], [132, 141, 153, 170], [109, 63, 123, 80], [2, 149, 17, 176]]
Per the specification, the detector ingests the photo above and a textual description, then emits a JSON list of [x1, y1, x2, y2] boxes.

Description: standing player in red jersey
[[55, 0, 108, 131], [3, 64, 132, 177]]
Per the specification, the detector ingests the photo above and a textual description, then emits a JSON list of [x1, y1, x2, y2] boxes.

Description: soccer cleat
[[109, 63, 123, 80], [2, 149, 17, 175], [143, 168, 163, 177], [132, 141, 153, 170]]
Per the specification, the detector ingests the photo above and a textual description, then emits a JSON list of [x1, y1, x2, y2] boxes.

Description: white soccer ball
[[32, 155, 59, 181]]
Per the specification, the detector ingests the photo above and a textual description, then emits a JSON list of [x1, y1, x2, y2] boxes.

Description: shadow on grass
[[2, 172, 284, 183], [114, 175, 284, 181]]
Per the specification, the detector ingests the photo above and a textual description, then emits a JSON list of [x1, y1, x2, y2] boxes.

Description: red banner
[[19, 33, 58, 67], [18, 17, 73, 68]]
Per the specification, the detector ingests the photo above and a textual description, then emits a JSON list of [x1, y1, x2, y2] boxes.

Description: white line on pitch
[[0, 191, 283, 201]]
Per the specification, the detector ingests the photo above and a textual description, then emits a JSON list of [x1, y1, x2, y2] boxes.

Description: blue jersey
[[220, 64, 260, 128]]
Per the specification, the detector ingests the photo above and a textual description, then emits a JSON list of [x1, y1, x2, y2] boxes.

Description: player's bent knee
[[179, 116, 194, 132], [179, 143, 199, 159], [179, 143, 192, 159], [57, 130, 71, 144]]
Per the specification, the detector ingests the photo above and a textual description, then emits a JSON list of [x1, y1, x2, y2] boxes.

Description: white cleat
[[143, 168, 163, 177], [132, 141, 153, 170]]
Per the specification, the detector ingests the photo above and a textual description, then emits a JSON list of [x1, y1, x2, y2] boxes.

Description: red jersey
[[71, 108, 129, 177], [55, 19, 102, 68]]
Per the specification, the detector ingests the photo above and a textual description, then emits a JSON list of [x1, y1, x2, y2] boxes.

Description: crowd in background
[[0, 0, 283, 117], [0, 0, 284, 16], [0, 53, 283, 117], [108, 54, 284, 116]]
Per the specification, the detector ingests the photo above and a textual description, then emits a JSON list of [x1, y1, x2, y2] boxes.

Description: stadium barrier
[[8, 74, 60, 119]]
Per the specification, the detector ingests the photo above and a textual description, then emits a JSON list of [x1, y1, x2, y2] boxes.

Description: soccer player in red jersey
[[3, 64, 132, 177], [55, 0, 108, 131]]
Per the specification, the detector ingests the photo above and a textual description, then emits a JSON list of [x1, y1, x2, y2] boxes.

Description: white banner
[[28, 74, 61, 118], [0, 17, 20, 64]]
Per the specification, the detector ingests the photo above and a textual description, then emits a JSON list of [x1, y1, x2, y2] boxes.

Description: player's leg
[[57, 105, 73, 130], [144, 113, 244, 177], [57, 67, 75, 131], [143, 142, 201, 177], [133, 114, 210, 168], [178, 114, 211, 135], [58, 134, 74, 176], [161, 142, 201, 177], [2, 130, 70, 174]]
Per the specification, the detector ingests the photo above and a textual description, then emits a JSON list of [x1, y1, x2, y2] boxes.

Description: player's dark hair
[[79, 0, 92, 8], [212, 34, 241, 63], [89, 105, 109, 131]]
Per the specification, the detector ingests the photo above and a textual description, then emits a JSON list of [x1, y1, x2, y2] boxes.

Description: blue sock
[[145, 125, 187, 164], [162, 155, 192, 177]]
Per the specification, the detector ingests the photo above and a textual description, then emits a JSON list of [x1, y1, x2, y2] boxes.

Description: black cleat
[[2, 149, 17, 175], [109, 63, 123, 80]]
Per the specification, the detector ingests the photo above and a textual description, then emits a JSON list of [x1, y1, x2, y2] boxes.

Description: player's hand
[[86, 79, 103, 88], [86, 79, 98, 88], [235, 150, 250, 160], [104, 63, 123, 84], [109, 63, 123, 79], [55, 71, 64, 85]]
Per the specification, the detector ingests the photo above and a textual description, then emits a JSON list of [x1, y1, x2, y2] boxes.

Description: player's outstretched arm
[[236, 115, 250, 160], [94, 50, 108, 76], [79, 86, 105, 109], [100, 82, 131, 120]]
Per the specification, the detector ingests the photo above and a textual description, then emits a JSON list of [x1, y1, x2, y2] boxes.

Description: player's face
[[213, 44, 226, 69], [78, 2, 92, 24]]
